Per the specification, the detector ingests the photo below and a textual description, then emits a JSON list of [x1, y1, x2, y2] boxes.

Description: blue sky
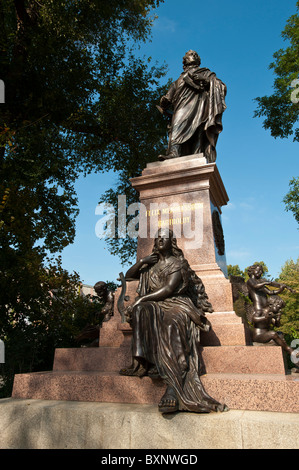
[[61, 0, 298, 286]]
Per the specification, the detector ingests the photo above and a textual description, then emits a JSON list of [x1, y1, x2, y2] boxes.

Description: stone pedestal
[[12, 327, 299, 413], [11, 284, 299, 412], [12, 302, 299, 413], [131, 154, 233, 312], [10, 155, 299, 415]]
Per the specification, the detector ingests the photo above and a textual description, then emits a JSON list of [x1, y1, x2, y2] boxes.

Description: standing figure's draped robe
[[164, 66, 227, 162]]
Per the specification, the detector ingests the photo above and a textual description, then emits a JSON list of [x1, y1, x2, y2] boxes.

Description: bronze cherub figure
[[230, 264, 299, 370], [75, 281, 115, 347]]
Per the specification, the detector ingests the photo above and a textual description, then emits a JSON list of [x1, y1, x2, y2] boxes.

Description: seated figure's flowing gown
[[130, 255, 224, 413]]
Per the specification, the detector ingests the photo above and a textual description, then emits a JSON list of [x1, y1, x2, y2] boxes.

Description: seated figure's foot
[[147, 364, 160, 378], [158, 386, 179, 414], [216, 403, 230, 412], [119, 359, 148, 377]]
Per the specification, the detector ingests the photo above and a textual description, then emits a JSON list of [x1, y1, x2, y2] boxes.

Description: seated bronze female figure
[[119, 228, 228, 414]]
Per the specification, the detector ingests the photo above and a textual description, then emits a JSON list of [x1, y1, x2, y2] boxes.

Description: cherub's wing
[[229, 275, 249, 303]]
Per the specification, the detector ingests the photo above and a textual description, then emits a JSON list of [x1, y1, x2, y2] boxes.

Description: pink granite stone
[[200, 373, 299, 413], [11, 370, 299, 413], [53, 347, 132, 372], [101, 310, 249, 349], [12, 371, 165, 405], [200, 345, 287, 375], [201, 312, 247, 346], [52, 343, 287, 376], [130, 155, 233, 313], [11, 157, 299, 416]]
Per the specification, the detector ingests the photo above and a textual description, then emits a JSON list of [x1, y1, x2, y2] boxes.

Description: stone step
[[202, 373, 299, 413], [100, 311, 248, 348], [200, 322, 247, 346], [53, 347, 131, 373], [11, 370, 299, 413], [199, 345, 287, 375], [53, 344, 287, 375], [2, 398, 299, 449]]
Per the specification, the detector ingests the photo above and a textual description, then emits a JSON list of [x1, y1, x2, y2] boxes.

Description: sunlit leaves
[[254, 2, 299, 141]]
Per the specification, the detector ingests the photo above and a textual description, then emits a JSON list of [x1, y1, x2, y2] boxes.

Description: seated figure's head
[[152, 228, 184, 259]]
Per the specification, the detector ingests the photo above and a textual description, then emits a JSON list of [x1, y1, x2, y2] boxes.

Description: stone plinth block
[[53, 347, 132, 373], [201, 312, 247, 346], [52, 343, 287, 376], [130, 155, 233, 312], [201, 373, 299, 413], [2, 399, 299, 449], [12, 371, 165, 405], [11, 370, 299, 413], [200, 345, 287, 375]]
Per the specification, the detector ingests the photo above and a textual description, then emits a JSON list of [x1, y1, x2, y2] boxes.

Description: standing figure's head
[[183, 50, 201, 69]]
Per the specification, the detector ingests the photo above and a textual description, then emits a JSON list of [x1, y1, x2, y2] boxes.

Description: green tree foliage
[[0, 1, 167, 393], [227, 264, 245, 278], [227, 262, 270, 281], [283, 176, 299, 225], [0, 0, 166, 259], [254, 1, 299, 142], [0, 256, 106, 397], [0, 0, 167, 287], [276, 257, 299, 338]]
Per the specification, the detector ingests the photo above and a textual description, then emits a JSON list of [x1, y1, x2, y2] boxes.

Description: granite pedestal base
[[10, 155, 299, 415], [12, 314, 299, 413], [1, 399, 299, 449], [130, 154, 233, 312]]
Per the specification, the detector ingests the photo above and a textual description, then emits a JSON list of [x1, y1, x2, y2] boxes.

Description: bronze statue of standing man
[[158, 50, 227, 163]]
